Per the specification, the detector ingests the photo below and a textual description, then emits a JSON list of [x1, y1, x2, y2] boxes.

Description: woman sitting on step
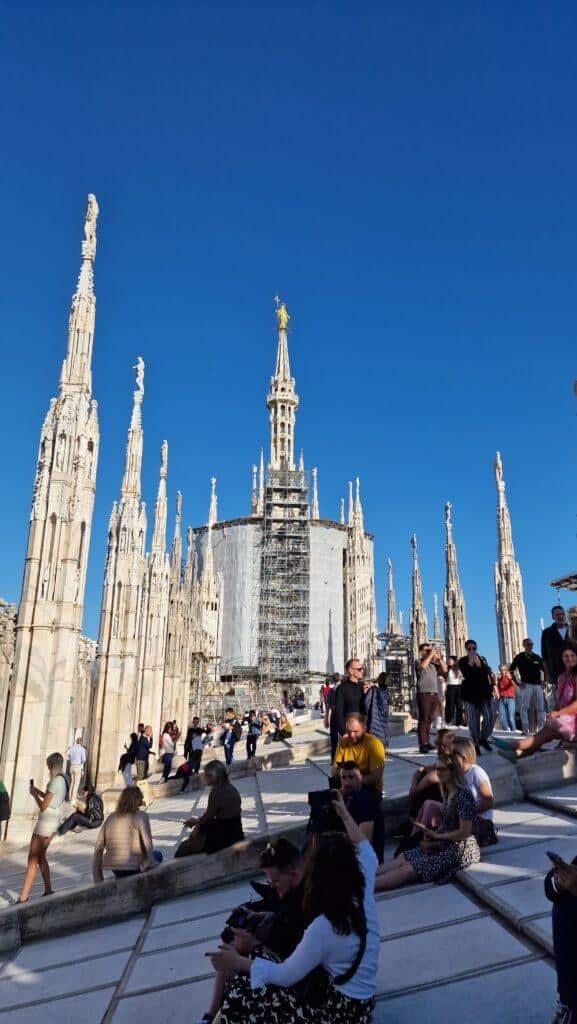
[[174, 760, 243, 858], [493, 645, 577, 762], [375, 756, 480, 891]]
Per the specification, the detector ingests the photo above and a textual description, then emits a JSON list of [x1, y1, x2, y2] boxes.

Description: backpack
[[0, 788, 10, 822], [232, 720, 242, 742]]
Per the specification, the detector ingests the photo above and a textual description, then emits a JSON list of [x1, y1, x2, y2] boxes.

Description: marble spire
[[311, 467, 319, 519], [386, 557, 400, 635], [170, 491, 183, 581], [443, 501, 468, 658], [1, 195, 100, 836], [267, 297, 299, 470], [432, 592, 441, 642], [339, 498, 345, 525], [151, 441, 168, 554], [347, 481, 354, 526], [60, 194, 99, 394], [410, 534, 428, 661], [208, 476, 218, 527], [494, 451, 527, 664], [250, 464, 258, 514], [257, 449, 265, 514], [121, 358, 145, 500]]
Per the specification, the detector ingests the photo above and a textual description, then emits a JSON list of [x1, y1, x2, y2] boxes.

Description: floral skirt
[[550, 714, 577, 742], [219, 972, 375, 1024], [404, 836, 480, 885]]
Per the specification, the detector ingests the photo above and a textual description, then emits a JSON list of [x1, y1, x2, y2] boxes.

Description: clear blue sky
[[1, 3, 576, 667]]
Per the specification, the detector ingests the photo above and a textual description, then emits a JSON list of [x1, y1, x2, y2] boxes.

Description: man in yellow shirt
[[332, 713, 385, 794]]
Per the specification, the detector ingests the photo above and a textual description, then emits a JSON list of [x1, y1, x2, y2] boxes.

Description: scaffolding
[[258, 468, 310, 688]]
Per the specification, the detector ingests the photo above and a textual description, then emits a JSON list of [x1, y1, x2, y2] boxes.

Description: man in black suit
[[541, 606, 571, 688]]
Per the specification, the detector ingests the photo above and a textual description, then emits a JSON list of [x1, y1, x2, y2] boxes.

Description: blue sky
[[1, 2, 576, 666]]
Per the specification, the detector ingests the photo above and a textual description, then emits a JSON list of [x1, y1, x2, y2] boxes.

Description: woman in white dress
[[17, 752, 68, 903]]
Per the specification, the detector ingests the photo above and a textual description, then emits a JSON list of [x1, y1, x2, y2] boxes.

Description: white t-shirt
[[162, 733, 176, 755], [251, 839, 379, 1000], [446, 669, 462, 686], [191, 733, 204, 751], [465, 764, 493, 821]]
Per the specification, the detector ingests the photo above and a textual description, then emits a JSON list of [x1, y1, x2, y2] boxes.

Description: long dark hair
[[303, 832, 366, 937]]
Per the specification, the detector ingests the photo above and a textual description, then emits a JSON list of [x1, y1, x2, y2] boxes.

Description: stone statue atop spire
[[267, 296, 299, 470], [494, 451, 527, 663], [443, 500, 468, 658]]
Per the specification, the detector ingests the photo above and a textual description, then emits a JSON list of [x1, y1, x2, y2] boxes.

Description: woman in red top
[[496, 665, 516, 732]]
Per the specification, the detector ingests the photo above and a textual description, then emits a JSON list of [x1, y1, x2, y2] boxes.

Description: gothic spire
[[443, 501, 468, 657], [250, 465, 258, 513], [347, 481, 354, 526], [354, 477, 364, 532], [494, 451, 527, 663], [339, 498, 345, 525], [386, 557, 400, 635], [410, 533, 428, 655], [170, 491, 182, 581], [151, 441, 168, 554], [311, 467, 319, 519], [433, 592, 440, 641], [60, 194, 98, 395], [266, 297, 299, 470], [121, 358, 145, 500], [208, 476, 218, 527]]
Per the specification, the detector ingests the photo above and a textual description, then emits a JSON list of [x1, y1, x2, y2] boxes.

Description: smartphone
[[546, 850, 565, 865]]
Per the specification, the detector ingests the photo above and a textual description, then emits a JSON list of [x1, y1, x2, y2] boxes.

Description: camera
[[307, 787, 343, 836]]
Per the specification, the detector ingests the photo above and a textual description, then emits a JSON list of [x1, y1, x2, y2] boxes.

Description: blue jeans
[[519, 683, 546, 733], [224, 738, 235, 766], [498, 697, 516, 731], [162, 752, 173, 781]]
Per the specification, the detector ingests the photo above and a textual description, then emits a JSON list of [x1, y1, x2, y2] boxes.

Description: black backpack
[[0, 789, 10, 822]]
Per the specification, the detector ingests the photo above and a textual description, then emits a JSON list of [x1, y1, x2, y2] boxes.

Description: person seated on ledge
[[545, 848, 577, 1024], [274, 713, 292, 741], [408, 729, 455, 819], [375, 756, 480, 891], [93, 786, 156, 881], [332, 712, 385, 795], [197, 838, 305, 1024], [308, 760, 383, 863], [58, 784, 104, 836], [175, 760, 243, 858], [452, 737, 497, 846], [494, 645, 577, 762], [207, 791, 378, 1024]]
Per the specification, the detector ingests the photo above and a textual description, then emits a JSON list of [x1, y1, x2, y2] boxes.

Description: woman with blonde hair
[[17, 752, 68, 902], [375, 756, 480, 891], [93, 785, 154, 882]]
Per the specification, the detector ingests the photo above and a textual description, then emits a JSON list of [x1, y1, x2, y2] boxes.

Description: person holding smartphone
[[16, 752, 68, 903], [545, 849, 577, 1023]]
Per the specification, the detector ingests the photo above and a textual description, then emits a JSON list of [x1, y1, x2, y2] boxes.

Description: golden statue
[[275, 295, 290, 330]]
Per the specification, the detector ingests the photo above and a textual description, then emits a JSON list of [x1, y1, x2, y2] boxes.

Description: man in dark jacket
[[542, 606, 570, 688], [333, 659, 366, 737], [545, 852, 577, 1022], [57, 786, 104, 835], [458, 640, 496, 754]]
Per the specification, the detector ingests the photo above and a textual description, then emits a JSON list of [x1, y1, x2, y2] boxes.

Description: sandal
[[42, 890, 55, 897]]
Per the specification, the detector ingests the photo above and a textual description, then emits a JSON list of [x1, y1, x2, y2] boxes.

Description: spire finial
[[151, 440, 168, 554], [348, 481, 354, 525], [274, 294, 290, 330], [121, 358, 145, 499], [339, 497, 345, 525], [257, 449, 265, 514], [176, 490, 182, 518], [208, 476, 218, 527], [250, 464, 258, 513], [299, 449, 305, 472], [160, 439, 168, 479], [60, 193, 99, 393]]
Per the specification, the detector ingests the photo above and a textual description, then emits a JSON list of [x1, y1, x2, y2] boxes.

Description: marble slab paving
[[0, 986, 117, 1022], [125, 938, 215, 992], [522, 913, 554, 954], [472, 874, 552, 925], [1, 917, 144, 973], [531, 783, 577, 813], [375, 883, 485, 939], [150, 881, 254, 927], [492, 813, 577, 853], [374, 915, 535, 997], [142, 911, 228, 952], [112, 977, 213, 1023], [493, 803, 557, 827], [374, 958, 556, 1024], [462, 835, 577, 887], [0, 949, 131, 1009]]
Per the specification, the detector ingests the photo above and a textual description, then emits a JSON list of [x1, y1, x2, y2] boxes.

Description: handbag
[[296, 922, 367, 1008]]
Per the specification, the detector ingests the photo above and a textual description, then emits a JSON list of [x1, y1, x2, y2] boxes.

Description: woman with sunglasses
[[375, 756, 480, 891]]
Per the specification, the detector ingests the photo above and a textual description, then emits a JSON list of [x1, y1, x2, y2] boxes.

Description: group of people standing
[[415, 605, 577, 762]]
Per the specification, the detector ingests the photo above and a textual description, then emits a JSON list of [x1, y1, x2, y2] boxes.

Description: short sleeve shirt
[[333, 735, 385, 792], [47, 775, 68, 810]]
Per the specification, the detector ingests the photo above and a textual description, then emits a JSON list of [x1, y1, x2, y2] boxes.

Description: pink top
[[556, 672, 576, 713]]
